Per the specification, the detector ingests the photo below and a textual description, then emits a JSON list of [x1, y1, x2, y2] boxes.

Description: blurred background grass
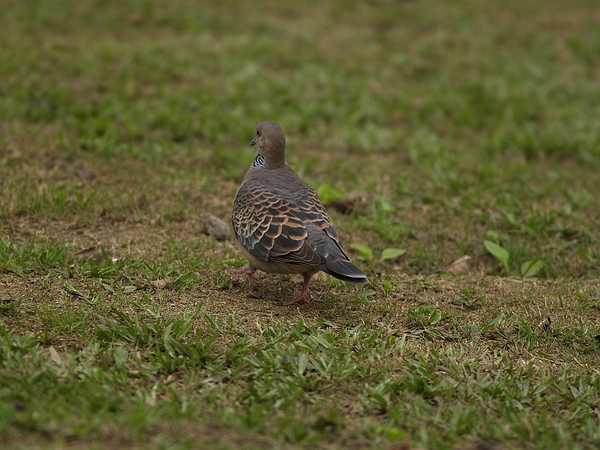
[[2, 0, 599, 162], [2, 0, 599, 278]]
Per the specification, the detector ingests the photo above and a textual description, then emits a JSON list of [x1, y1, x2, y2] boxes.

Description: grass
[[1, 0, 600, 448]]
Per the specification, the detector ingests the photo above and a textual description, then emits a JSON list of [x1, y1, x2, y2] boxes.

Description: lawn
[[1, 0, 600, 449]]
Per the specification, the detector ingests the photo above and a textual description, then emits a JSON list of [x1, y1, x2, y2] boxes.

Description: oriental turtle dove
[[230, 121, 368, 305]]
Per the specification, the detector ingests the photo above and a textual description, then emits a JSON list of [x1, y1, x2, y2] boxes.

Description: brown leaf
[[328, 199, 356, 215], [151, 279, 172, 289], [445, 255, 474, 275], [94, 314, 109, 326], [49, 346, 62, 365], [430, 254, 495, 277]]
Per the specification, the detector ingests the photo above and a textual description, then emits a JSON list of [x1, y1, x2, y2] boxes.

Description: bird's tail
[[322, 259, 369, 284]]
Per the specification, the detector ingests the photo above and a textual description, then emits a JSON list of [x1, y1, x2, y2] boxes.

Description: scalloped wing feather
[[232, 179, 340, 268]]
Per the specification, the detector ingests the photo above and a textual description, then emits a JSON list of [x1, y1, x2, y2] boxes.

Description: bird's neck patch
[[252, 155, 266, 168]]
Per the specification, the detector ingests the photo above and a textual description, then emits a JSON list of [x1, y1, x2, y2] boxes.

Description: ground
[[1, 0, 600, 449]]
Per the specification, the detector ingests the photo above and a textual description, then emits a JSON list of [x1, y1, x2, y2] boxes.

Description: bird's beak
[[250, 137, 257, 146]]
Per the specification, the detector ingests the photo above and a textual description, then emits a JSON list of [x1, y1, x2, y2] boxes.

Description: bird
[[230, 121, 368, 305]]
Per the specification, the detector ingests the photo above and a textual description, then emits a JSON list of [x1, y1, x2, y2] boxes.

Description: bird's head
[[250, 121, 286, 169]]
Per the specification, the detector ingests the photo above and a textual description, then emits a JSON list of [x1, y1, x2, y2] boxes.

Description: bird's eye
[[256, 129, 262, 136]]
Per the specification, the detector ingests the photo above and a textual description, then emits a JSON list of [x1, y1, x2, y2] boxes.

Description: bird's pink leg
[[283, 273, 313, 305], [229, 266, 259, 288]]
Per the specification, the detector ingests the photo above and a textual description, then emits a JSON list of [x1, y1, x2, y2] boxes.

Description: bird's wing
[[232, 181, 326, 267]]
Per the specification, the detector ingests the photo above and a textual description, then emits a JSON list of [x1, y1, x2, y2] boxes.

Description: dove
[[230, 121, 368, 305]]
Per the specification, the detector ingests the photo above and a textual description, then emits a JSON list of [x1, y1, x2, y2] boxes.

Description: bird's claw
[[282, 294, 312, 305]]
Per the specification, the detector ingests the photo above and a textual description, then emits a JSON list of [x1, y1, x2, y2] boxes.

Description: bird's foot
[[229, 267, 262, 298], [282, 273, 313, 305], [282, 292, 312, 305], [228, 266, 259, 284]]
